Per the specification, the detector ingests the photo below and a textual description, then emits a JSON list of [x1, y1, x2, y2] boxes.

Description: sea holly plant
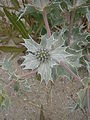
[[0, 0, 90, 119]]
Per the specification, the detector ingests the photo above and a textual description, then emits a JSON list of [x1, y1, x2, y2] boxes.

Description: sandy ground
[[0, 52, 88, 120]]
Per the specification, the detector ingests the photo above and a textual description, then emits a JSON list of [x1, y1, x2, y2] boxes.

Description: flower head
[[21, 34, 70, 84]]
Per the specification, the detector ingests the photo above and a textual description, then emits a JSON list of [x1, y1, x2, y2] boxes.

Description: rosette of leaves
[[21, 34, 71, 84]]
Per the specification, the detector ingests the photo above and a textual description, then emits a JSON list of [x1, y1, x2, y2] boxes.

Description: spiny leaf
[[3, 8, 29, 38], [18, 4, 40, 19], [64, 27, 88, 50], [66, 47, 82, 68], [2, 57, 16, 79], [52, 64, 78, 80], [18, 4, 43, 22], [47, 2, 63, 27]]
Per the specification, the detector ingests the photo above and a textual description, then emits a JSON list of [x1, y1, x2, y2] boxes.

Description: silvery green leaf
[[66, 47, 83, 68], [40, 34, 48, 48], [50, 58, 58, 67], [23, 36, 40, 52], [53, 35, 65, 48], [74, 28, 88, 42], [77, 88, 87, 112], [22, 53, 40, 70], [64, 27, 88, 50], [2, 57, 13, 73], [40, 30, 65, 49], [38, 61, 53, 85], [52, 30, 65, 48], [18, 4, 39, 19], [46, 34, 58, 49], [2, 57, 15, 78], [52, 64, 78, 80], [52, 65, 71, 80], [40, 34, 58, 49], [67, 54, 82, 68], [19, 0, 49, 13], [50, 47, 70, 63]]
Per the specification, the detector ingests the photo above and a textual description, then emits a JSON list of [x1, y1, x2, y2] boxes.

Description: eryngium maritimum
[[21, 34, 70, 84]]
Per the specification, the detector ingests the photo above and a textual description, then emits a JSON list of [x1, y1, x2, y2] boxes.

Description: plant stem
[[40, 0, 51, 37], [68, 0, 78, 46]]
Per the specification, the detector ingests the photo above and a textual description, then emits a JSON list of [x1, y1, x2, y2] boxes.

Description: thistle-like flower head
[[21, 34, 70, 84]]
